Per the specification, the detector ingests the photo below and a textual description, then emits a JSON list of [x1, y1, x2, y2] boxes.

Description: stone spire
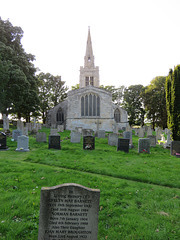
[[79, 27, 99, 88], [84, 27, 95, 68]]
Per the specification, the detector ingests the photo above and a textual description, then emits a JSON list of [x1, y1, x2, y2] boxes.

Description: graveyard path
[[23, 159, 180, 190]]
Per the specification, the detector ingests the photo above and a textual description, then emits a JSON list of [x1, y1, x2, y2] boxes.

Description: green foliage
[[37, 72, 68, 123], [71, 83, 79, 90], [142, 76, 167, 129], [100, 85, 125, 104], [166, 66, 180, 140], [122, 85, 145, 126], [0, 17, 39, 120]]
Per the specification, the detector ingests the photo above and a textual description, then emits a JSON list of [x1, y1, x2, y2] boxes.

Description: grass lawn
[[0, 127, 180, 240]]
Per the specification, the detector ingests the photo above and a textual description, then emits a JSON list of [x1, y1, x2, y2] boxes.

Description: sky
[[1, 0, 180, 89]]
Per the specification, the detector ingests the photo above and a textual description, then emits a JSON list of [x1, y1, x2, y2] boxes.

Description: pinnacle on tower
[[84, 27, 95, 68]]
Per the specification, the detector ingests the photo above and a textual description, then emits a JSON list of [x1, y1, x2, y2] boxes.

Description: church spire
[[84, 27, 95, 68]]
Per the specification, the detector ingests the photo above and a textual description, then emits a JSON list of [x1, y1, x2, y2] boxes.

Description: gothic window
[[56, 108, 64, 124], [90, 77, 94, 86], [81, 94, 100, 117], [86, 77, 89, 86], [114, 109, 121, 123]]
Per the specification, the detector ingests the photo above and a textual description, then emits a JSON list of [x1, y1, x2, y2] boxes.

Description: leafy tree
[[37, 72, 68, 123], [71, 84, 79, 90], [142, 76, 167, 129], [122, 85, 145, 126], [100, 85, 125, 104], [0, 17, 39, 120], [166, 66, 180, 141]]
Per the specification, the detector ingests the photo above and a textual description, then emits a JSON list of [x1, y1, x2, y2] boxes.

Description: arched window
[[114, 109, 121, 123], [56, 108, 64, 124], [81, 94, 100, 117]]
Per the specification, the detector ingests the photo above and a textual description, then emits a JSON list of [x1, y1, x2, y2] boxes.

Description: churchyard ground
[[0, 126, 180, 239]]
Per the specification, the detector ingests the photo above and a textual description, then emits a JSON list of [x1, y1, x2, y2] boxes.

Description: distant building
[[47, 27, 128, 131]]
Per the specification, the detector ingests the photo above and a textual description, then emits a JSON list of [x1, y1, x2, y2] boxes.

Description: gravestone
[[138, 138, 150, 153], [138, 127, 144, 138], [38, 183, 100, 240], [71, 131, 81, 143], [16, 135, 29, 152], [82, 129, 94, 137], [108, 133, 118, 146], [0, 132, 8, 150], [126, 124, 132, 132], [12, 129, 22, 141], [49, 135, 61, 150], [83, 136, 95, 150], [123, 131, 133, 148], [57, 125, 64, 132], [3, 114, 9, 131], [36, 132, 47, 143], [147, 135, 156, 147], [17, 120, 24, 131], [22, 126, 28, 136], [97, 130, 105, 138], [156, 127, 162, 142], [50, 128, 58, 136], [75, 127, 83, 134], [117, 138, 129, 153], [164, 132, 172, 148], [170, 141, 180, 156], [146, 127, 153, 136]]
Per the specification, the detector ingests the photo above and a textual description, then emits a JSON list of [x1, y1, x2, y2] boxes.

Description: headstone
[[156, 127, 162, 142], [75, 127, 83, 134], [83, 136, 95, 150], [113, 123, 118, 133], [16, 135, 29, 152], [134, 128, 139, 136], [123, 131, 133, 148], [12, 129, 22, 141], [146, 127, 153, 136], [17, 120, 24, 131], [147, 135, 156, 147], [71, 131, 81, 143], [50, 128, 58, 136], [36, 132, 47, 143], [117, 138, 129, 153], [26, 123, 32, 132], [0, 132, 8, 150], [97, 130, 105, 138], [126, 124, 132, 132], [57, 125, 64, 132], [3, 114, 9, 131], [38, 183, 100, 240], [164, 132, 172, 148], [49, 135, 61, 150], [108, 133, 118, 146], [23, 126, 28, 136], [138, 127, 144, 138], [138, 138, 150, 153], [82, 129, 94, 137], [170, 141, 180, 156]]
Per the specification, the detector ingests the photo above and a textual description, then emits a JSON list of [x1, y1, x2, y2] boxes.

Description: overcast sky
[[1, 0, 180, 89]]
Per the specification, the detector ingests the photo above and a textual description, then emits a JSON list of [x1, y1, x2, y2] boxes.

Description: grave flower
[[142, 149, 148, 153], [176, 153, 180, 158], [85, 144, 92, 149]]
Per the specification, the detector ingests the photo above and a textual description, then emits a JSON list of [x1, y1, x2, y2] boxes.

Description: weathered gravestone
[[71, 131, 81, 143], [97, 130, 105, 138], [12, 129, 22, 141], [117, 138, 129, 153], [57, 125, 64, 132], [147, 135, 156, 147], [138, 128, 144, 138], [170, 141, 180, 156], [16, 135, 29, 152], [3, 114, 9, 131], [50, 128, 58, 135], [108, 133, 118, 146], [49, 135, 61, 150], [36, 132, 47, 143], [138, 138, 150, 153], [146, 127, 153, 136], [83, 136, 95, 150], [38, 183, 100, 240], [123, 131, 133, 148], [82, 129, 94, 137], [0, 132, 8, 150]]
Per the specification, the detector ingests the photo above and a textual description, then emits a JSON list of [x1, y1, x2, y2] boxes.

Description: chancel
[[47, 27, 128, 131]]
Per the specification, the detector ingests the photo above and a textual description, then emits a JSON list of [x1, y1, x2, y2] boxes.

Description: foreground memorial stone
[[16, 135, 29, 152], [36, 132, 47, 143], [71, 131, 81, 143], [38, 183, 100, 240], [138, 138, 150, 153], [83, 136, 95, 150], [0, 132, 8, 150], [49, 135, 61, 150], [108, 133, 118, 146], [117, 138, 129, 153]]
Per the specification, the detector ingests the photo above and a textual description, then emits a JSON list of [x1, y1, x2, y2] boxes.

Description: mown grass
[[0, 127, 180, 240]]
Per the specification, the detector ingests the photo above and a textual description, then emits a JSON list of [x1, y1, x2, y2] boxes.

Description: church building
[[47, 28, 128, 131]]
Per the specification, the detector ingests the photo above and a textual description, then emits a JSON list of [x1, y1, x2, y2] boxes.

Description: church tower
[[79, 27, 100, 88]]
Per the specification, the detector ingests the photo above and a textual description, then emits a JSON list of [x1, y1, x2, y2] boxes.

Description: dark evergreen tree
[[165, 66, 180, 141]]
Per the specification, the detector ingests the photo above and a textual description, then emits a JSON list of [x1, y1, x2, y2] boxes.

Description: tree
[[122, 85, 145, 126], [0, 17, 39, 120], [37, 72, 68, 123], [166, 66, 180, 141], [142, 76, 167, 129], [71, 84, 79, 90], [100, 85, 125, 104]]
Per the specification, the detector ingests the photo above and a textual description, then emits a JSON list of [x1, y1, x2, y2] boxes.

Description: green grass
[[0, 127, 180, 239]]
